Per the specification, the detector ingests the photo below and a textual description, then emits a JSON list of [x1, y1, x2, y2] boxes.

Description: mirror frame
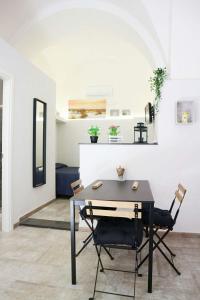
[[33, 98, 47, 187]]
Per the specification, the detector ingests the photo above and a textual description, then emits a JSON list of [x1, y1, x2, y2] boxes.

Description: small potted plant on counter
[[108, 125, 121, 143], [88, 125, 100, 143]]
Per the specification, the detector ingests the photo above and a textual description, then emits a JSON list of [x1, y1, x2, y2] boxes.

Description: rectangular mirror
[[33, 98, 47, 187]]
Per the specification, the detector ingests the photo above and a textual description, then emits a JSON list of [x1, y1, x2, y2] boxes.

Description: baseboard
[[169, 231, 200, 238], [155, 229, 200, 238], [14, 198, 56, 228], [20, 218, 79, 231]]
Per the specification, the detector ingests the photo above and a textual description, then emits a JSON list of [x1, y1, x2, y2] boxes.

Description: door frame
[[0, 70, 14, 232]]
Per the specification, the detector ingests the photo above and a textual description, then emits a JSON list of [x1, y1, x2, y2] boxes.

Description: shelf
[[79, 143, 158, 145], [176, 100, 194, 124], [56, 116, 67, 124]]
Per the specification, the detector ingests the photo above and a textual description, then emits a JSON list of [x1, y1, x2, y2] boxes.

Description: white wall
[[171, 0, 200, 79], [56, 118, 155, 166], [79, 79, 200, 233], [0, 37, 56, 227], [142, 0, 200, 79], [54, 44, 153, 116]]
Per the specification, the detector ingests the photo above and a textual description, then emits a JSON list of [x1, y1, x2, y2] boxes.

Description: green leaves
[[88, 125, 100, 136], [108, 125, 120, 136], [149, 67, 167, 113]]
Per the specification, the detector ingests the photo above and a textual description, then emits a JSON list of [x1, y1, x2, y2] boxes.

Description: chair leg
[[77, 235, 114, 260], [133, 251, 138, 297], [144, 226, 149, 237], [137, 238, 181, 276], [138, 228, 159, 255], [137, 236, 150, 254], [154, 231, 176, 257], [83, 232, 93, 244], [137, 228, 170, 269], [89, 246, 103, 300], [94, 245, 104, 272], [137, 229, 170, 270], [137, 250, 143, 278], [155, 243, 181, 275], [78, 218, 113, 260], [76, 235, 93, 257], [82, 217, 93, 231], [102, 246, 114, 260]]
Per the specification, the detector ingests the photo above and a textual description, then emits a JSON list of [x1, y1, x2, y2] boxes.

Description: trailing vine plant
[[149, 67, 167, 114]]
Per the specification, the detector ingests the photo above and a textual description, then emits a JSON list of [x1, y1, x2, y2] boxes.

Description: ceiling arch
[[8, 0, 165, 67]]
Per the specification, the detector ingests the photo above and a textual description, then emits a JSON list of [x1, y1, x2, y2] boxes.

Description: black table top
[[71, 180, 154, 203]]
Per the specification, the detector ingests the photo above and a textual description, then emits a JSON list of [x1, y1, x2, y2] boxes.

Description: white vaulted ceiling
[[0, 0, 170, 114], [0, 0, 167, 66]]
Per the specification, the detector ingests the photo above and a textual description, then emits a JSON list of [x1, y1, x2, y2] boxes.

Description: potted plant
[[108, 125, 121, 143], [88, 125, 100, 143], [108, 125, 120, 136]]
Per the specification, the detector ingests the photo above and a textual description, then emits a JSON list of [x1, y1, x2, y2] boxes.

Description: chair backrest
[[175, 184, 186, 203], [71, 179, 84, 195], [170, 183, 187, 223], [85, 200, 142, 220]]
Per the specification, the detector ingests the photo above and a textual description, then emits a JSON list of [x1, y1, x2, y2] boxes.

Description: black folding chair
[[86, 199, 144, 300], [71, 180, 113, 260], [138, 183, 187, 275]]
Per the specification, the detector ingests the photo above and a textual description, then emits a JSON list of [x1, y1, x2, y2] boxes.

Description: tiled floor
[[30, 199, 79, 222], [1, 200, 200, 299], [0, 225, 199, 300]]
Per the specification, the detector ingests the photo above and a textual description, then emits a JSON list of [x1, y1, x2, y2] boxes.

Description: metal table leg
[[70, 198, 76, 284], [148, 202, 154, 293]]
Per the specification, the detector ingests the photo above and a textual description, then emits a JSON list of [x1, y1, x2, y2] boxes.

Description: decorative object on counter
[[88, 125, 100, 143], [122, 109, 131, 116], [116, 165, 125, 181], [110, 109, 120, 117], [134, 122, 148, 144], [176, 101, 194, 124], [92, 181, 103, 189], [149, 67, 167, 114], [109, 125, 119, 136], [132, 181, 139, 190], [108, 125, 121, 143]]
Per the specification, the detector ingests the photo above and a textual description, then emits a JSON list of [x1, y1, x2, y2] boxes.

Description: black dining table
[[70, 179, 154, 293]]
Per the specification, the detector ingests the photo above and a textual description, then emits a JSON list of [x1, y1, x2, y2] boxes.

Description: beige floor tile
[[31, 199, 79, 222], [0, 200, 199, 300]]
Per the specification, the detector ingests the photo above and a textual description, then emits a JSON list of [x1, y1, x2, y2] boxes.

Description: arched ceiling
[[14, 9, 156, 76], [0, 0, 166, 68]]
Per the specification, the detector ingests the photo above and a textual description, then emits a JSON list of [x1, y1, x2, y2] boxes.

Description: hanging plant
[[149, 67, 167, 114]]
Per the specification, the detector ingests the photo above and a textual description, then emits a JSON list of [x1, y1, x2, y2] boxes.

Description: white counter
[[79, 143, 199, 233]]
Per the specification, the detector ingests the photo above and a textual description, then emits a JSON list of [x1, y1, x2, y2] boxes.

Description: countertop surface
[[79, 142, 158, 145]]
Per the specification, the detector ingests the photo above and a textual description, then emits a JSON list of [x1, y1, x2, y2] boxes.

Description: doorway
[[0, 79, 2, 230], [0, 73, 13, 232]]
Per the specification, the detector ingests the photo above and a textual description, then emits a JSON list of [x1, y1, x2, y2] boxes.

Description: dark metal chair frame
[[86, 199, 143, 300], [71, 180, 113, 260], [137, 184, 186, 275]]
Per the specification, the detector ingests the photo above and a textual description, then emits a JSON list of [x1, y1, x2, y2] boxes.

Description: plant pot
[[90, 136, 98, 143]]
